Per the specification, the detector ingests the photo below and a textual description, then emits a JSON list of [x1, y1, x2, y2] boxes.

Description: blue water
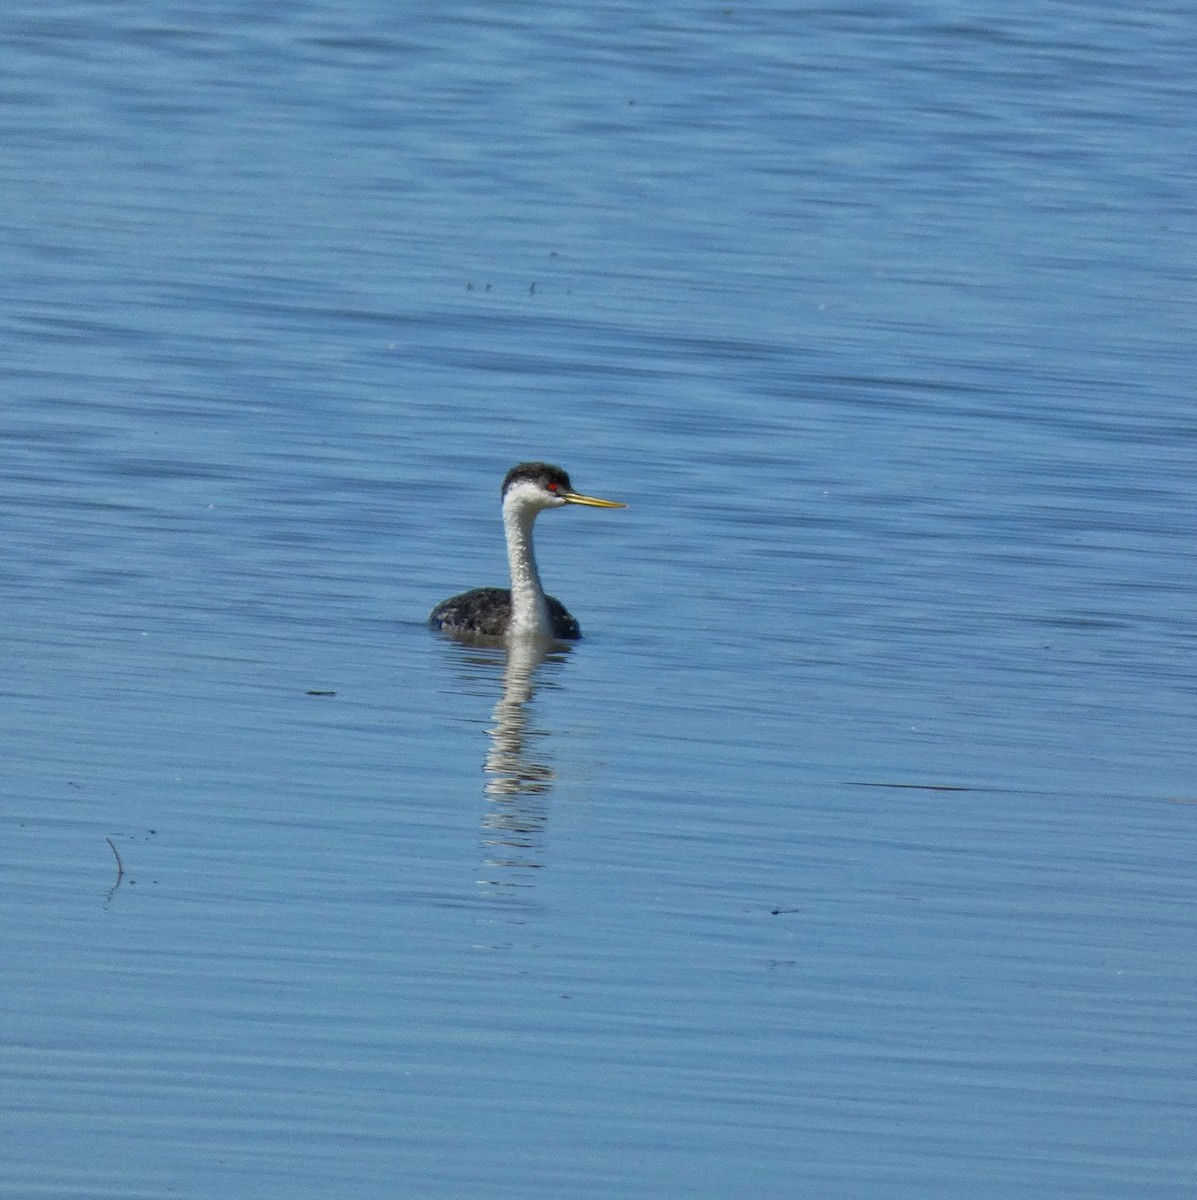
[[3, 2, 1195, 1197]]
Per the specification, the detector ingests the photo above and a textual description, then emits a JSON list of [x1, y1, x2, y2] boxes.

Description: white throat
[[503, 490, 553, 638]]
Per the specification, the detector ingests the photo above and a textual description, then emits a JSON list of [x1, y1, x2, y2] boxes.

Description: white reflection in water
[[446, 638, 573, 881]]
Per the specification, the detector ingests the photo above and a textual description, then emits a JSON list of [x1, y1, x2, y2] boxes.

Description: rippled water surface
[[3, 2, 1195, 1197]]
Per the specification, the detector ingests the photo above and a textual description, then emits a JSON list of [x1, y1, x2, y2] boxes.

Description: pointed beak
[[560, 490, 627, 509]]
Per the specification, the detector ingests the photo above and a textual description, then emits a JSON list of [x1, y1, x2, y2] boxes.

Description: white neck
[[503, 493, 552, 638]]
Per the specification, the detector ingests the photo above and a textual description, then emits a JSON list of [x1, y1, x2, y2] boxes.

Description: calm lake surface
[[3, 2, 1195, 1197]]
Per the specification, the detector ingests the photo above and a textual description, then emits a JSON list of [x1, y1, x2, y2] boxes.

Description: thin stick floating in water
[[105, 836, 124, 887], [843, 781, 973, 792]]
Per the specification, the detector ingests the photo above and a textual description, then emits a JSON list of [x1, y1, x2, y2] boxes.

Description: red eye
[[547, 482, 559, 492]]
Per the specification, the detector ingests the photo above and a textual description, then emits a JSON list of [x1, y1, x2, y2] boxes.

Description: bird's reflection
[[448, 638, 571, 884]]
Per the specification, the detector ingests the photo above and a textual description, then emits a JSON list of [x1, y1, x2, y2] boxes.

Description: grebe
[[429, 462, 626, 641]]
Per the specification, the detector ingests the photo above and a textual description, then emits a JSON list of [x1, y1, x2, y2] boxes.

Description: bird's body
[[429, 462, 625, 642], [429, 586, 581, 641]]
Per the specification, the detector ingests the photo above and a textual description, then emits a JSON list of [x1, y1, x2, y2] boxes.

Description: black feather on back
[[429, 587, 581, 640]]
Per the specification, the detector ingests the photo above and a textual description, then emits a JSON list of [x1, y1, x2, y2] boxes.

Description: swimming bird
[[429, 462, 626, 641]]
